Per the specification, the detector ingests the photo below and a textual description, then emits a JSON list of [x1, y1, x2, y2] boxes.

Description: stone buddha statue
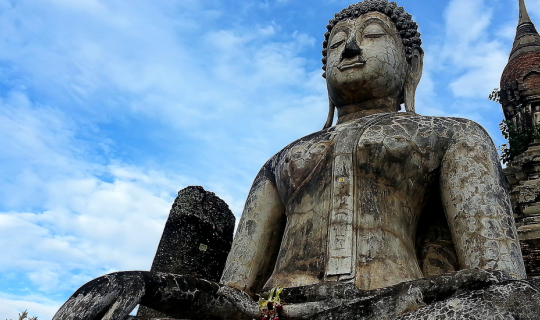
[[53, 1, 540, 319], [221, 0, 525, 293]]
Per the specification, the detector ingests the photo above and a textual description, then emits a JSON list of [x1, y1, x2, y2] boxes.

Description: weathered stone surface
[[55, 269, 540, 320], [499, 0, 540, 276], [500, 0, 540, 125], [501, 51, 540, 104], [222, 112, 526, 294], [416, 223, 460, 277], [217, 269, 540, 319], [137, 186, 235, 319], [520, 237, 540, 277], [518, 223, 540, 241], [271, 269, 540, 320], [53, 271, 238, 320], [320, 0, 422, 87], [149, 186, 235, 279], [503, 145, 540, 280], [52, 272, 148, 320], [503, 146, 540, 226], [516, 179, 540, 204], [522, 202, 540, 215], [395, 279, 540, 319]]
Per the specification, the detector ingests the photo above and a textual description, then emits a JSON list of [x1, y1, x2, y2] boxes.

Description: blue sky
[[0, 0, 538, 318]]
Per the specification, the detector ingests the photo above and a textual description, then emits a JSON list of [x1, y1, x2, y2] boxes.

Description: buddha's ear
[[323, 99, 335, 129], [403, 47, 424, 113]]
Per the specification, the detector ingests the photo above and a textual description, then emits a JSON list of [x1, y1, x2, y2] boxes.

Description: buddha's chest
[[275, 118, 444, 206]]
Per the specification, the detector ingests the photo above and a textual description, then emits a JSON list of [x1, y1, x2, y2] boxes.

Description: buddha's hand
[[52, 271, 147, 320], [217, 285, 260, 318], [217, 285, 344, 320]]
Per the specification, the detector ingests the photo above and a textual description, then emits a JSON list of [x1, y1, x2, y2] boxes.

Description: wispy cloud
[[440, 0, 507, 99], [0, 293, 58, 320], [0, 89, 187, 296], [0, 0, 327, 317]]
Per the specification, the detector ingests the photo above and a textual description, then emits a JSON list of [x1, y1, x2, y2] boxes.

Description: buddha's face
[[326, 12, 409, 109]]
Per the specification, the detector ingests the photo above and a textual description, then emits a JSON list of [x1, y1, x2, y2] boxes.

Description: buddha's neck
[[336, 98, 400, 125]]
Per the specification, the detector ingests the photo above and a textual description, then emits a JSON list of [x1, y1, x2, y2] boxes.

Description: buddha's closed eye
[[364, 33, 385, 38], [363, 24, 386, 38], [330, 32, 347, 49], [330, 40, 345, 49]]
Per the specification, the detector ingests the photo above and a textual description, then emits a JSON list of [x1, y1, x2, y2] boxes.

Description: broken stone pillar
[[137, 186, 235, 319]]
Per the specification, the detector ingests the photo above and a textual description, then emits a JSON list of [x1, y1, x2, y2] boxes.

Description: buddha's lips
[[338, 58, 367, 71]]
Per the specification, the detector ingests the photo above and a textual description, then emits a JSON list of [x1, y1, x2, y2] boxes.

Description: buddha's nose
[[342, 39, 362, 59]]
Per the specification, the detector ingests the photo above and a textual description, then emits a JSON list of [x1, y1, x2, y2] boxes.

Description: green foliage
[[489, 88, 501, 104], [5, 310, 39, 320], [498, 120, 533, 163], [489, 88, 540, 164]]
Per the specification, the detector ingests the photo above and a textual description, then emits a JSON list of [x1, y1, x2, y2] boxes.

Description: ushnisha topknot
[[321, 0, 422, 78]]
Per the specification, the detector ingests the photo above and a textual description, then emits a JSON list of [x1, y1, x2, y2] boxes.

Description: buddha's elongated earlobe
[[403, 82, 416, 113], [404, 47, 424, 113], [323, 99, 335, 129]]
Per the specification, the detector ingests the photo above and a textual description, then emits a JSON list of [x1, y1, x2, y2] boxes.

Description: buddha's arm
[[220, 163, 286, 297], [439, 120, 526, 279]]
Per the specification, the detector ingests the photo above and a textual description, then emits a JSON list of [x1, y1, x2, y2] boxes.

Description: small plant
[[489, 88, 501, 104], [497, 119, 539, 163], [259, 286, 284, 320], [489, 88, 540, 163], [5, 310, 39, 320]]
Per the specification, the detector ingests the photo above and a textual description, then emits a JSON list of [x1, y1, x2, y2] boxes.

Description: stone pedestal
[[504, 144, 540, 277], [137, 186, 235, 319]]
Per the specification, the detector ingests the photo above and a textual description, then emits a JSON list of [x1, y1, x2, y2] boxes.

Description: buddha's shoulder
[[384, 113, 482, 127], [383, 113, 491, 137], [260, 127, 339, 173], [260, 114, 492, 173]]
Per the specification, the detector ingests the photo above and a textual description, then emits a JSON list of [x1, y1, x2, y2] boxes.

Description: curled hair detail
[[321, 0, 422, 78]]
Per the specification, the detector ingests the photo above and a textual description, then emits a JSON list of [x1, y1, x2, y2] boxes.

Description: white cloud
[[439, 0, 508, 99], [0, 88, 190, 316], [0, 293, 58, 320], [447, 47, 508, 98], [0, 0, 330, 316], [523, 0, 540, 19], [0, 0, 320, 137], [0, 168, 186, 316]]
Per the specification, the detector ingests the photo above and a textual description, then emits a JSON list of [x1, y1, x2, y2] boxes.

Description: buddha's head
[[322, 0, 423, 128]]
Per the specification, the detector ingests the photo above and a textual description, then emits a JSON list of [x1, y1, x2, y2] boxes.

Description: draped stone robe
[[221, 113, 526, 296]]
